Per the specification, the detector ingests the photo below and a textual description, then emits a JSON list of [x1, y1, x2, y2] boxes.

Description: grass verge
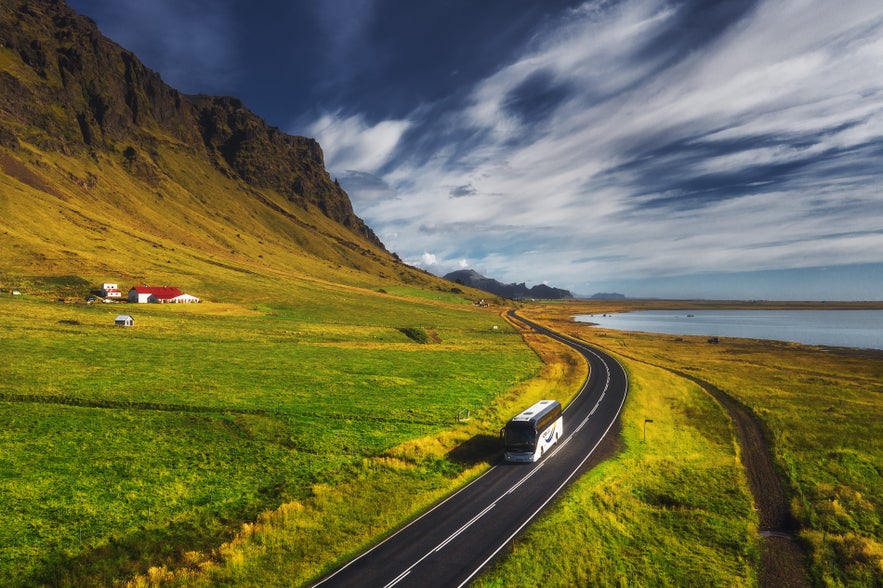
[[475, 334, 758, 586], [503, 302, 882, 586]]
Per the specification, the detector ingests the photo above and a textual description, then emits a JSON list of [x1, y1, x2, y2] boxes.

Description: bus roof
[[510, 399, 560, 424]]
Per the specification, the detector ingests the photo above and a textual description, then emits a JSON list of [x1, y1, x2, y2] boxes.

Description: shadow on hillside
[[446, 433, 503, 466]]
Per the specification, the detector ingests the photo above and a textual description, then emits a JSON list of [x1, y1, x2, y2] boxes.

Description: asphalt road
[[311, 311, 628, 588]]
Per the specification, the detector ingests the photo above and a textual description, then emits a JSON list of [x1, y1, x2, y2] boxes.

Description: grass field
[[476, 323, 759, 586], [3, 294, 880, 586], [0, 292, 542, 586], [497, 302, 882, 587]]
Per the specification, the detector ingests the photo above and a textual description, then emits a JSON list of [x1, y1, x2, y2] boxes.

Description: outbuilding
[[115, 314, 134, 327]]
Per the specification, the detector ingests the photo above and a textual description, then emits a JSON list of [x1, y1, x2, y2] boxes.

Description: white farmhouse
[[101, 283, 122, 298]]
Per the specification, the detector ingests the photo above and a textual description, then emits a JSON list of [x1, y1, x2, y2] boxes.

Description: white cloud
[[306, 112, 411, 172], [327, 0, 883, 291]]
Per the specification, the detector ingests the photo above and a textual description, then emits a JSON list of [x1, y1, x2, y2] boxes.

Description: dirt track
[[674, 371, 810, 588]]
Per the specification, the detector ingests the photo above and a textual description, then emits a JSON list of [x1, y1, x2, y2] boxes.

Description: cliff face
[[0, 0, 382, 247], [190, 95, 371, 238], [0, 1, 200, 149]]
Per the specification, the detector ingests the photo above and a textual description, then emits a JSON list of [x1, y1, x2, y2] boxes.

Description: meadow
[[3, 293, 880, 587], [484, 302, 882, 587], [0, 291, 541, 586]]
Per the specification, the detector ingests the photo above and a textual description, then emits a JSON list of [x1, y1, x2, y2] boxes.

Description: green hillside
[[0, 133, 444, 303], [0, 0, 454, 302]]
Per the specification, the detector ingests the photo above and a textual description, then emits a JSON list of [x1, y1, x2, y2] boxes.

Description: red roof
[[131, 285, 183, 300]]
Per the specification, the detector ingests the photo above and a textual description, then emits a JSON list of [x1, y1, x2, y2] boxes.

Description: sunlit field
[[0, 293, 541, 586], [495, 302, 882, 587], [4, 295, 880, 586]]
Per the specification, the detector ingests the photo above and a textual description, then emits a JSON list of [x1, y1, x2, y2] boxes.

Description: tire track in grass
[[673, 371, 810, 588]]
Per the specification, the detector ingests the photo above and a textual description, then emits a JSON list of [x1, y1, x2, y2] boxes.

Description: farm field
[[0, 292, 542, 586], [483, 302, 882, 587], [4, 294, 880, 586]]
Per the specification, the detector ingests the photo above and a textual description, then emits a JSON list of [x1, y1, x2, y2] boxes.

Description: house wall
[[170, 294, 200, 303], [128, 289, 151, 303]]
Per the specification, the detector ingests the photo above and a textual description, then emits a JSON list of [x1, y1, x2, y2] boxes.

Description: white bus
[[502, 399, 563, 463]]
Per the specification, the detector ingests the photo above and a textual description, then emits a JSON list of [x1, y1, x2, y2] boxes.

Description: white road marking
[[433, 503, 497, 552]]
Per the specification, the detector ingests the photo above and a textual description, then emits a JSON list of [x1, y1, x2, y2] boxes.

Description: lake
[[574, 309, 883, 351]]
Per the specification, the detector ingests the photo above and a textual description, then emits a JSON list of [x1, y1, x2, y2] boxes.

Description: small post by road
[[643, 419, 654, 442]]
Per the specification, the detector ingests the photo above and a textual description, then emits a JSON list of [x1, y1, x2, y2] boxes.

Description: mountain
[[444, 269, 573, 300], [590, 292, 625, 299], [0, 0, 446, 300]]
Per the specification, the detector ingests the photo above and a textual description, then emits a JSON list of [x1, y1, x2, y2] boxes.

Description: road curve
[[310, 311, 628, 588]]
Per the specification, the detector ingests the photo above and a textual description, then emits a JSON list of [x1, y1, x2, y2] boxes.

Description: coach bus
[[502, 399, 563, 463]]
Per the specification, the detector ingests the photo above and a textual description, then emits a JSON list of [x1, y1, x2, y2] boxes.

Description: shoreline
[[566, 299, 883, 311], [571, 307, 883, 353]]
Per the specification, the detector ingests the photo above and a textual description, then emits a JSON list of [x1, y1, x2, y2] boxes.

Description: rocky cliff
[[0, 0, 381, 247]]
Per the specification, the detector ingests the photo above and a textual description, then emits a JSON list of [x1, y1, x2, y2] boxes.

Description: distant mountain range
[[444, 270, 573, 300]]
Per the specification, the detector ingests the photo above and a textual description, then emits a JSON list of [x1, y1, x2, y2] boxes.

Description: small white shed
[[115, 314, 134, 327]]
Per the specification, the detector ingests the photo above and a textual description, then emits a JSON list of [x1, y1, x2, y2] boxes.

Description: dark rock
[[0, 0, 383, 249], [444, 269, 572, 300]]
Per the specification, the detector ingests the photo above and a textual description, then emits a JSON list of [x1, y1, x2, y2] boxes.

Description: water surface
[[574, 309, 883, 350]]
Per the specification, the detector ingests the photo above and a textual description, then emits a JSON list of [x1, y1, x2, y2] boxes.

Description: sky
[[68, 0, 883, 300]]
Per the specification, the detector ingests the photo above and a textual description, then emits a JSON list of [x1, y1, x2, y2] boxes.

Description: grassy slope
[[0, 138, 416, 300], [0, 40, 446, 303]]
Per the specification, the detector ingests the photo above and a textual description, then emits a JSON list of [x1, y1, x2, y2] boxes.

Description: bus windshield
[[504, 423, 536, 452]]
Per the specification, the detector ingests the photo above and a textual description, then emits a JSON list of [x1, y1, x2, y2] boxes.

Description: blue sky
[[68, 0, 883, 300]]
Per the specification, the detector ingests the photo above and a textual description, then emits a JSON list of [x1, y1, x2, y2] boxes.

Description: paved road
[[311, 311, 628, 588]]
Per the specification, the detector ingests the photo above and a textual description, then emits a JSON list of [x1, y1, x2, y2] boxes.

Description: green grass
[[475, 347, 758, 587], [0, 295, 539, 586], [509, 302, 882, 587], [6, 293, 879, 586]]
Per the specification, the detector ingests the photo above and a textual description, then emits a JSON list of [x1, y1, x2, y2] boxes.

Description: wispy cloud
[[70, 0, 883, 297], [306, 112, 411, 172], [321, 0, 883, 292]]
